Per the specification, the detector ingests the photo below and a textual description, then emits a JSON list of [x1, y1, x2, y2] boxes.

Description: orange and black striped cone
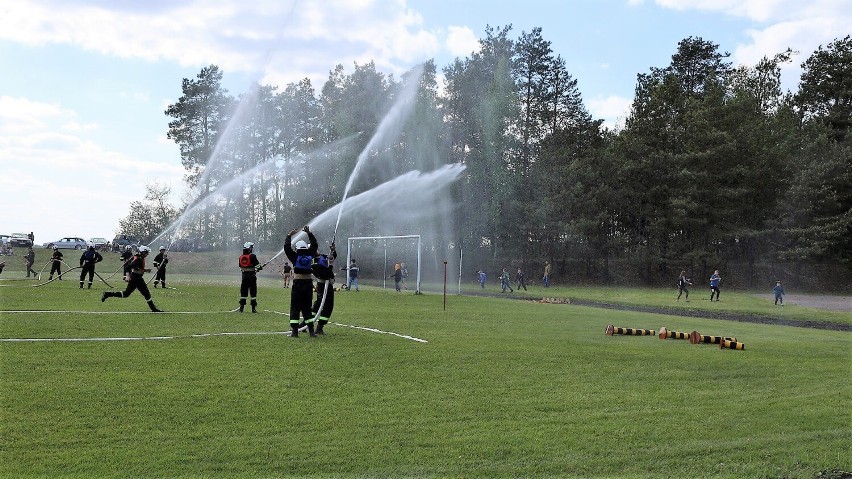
[[605, 324, 655, 336], [658, 327, 690, 340], [720, 339, 745, 350], [689, 331, 738, 344]]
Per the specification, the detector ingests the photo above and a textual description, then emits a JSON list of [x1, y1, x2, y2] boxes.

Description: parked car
[[0, 234, 9, 246], [43, 237, 88, 250], [111, 235, 140, 252], [88, 237, 109, 250], [9, 233, 33, 248]]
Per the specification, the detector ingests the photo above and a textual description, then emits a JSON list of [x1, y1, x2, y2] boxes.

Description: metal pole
[[443, 260, 447, 311], [416, 235, 422, 294], [458, 248, 463, 295]]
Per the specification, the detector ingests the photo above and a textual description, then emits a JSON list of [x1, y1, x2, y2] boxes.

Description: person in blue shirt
[[709, 270, 722, 302], [342, 259, 360, 291], [284, 226, 318, 337], [773, 280, 785, 306], [477, 270, 486, 289]]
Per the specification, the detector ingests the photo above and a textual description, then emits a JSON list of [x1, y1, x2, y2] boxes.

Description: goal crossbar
[[346, 235, 421, 293]]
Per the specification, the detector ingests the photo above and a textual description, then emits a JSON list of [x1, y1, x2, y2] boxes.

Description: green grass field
[[1, 258, 850, 478]]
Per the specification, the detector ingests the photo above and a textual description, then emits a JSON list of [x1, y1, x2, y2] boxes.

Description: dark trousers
[[239, 272, 258, 306], [154, 267, 166, 286], [50, 262, 62, 278], [80, 264, 95, 287], [290, 279, 314, 328], [312, 281, 335, 319], [122, 275, 153, 301]]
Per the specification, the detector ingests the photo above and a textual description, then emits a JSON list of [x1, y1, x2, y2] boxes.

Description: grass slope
[[1, 276, 850, 478]]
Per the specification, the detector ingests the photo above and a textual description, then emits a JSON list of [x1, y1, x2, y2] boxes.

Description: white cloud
[[650, 0, 852, 91], [587, 95, 632, 130], [0, 96, 184, 240], [445, 26, 481, 58], [0, 0, 444, 88]]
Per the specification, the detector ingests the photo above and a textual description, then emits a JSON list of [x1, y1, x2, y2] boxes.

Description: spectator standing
[[477, 270, 486, 289], [282, 261, 292, 288], [390, 262, 403, 291], [500, 268, 514, 293], [400, 262, 409, 290], [342, 259, 360, 291], [773, 281, 785, 306], [516, 267, 528, 291], [543, 261, 552, 287]]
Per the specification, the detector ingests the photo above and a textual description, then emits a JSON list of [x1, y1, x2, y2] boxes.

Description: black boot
[[154, 282, 158, 288], [290, 325, 299, 338], [80, 282, 84, 288], [88, 283, 92, 289], [148, 300, 162, 313], [237, 299, 246, 313], [251, 300, 258, 313], [308, 322, 317, 337], [317, 319, 327, 335]]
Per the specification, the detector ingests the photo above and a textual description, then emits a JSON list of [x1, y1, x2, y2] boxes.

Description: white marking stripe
[[0, 309, 428, 343], [1, 310, 233, 314]]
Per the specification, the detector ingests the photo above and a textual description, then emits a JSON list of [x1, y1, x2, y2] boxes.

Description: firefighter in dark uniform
[[311, 242, 337, 335], [101, 245, 162, 312], [48, 245, 63, 280], [25, 247, 38, 278], [153, 246, 169, 288], [120, 245, 133, 281], [284, 225, 318, 337], [237, 241, 262, 313], [79, 245, 103, 289]]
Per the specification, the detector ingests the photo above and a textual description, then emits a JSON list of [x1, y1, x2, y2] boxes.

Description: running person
[[79, 245, 103, 289], [284, 226, 318, 337], [101, 246, 163, 312], [709, 270, 722, 301], [237, 242, 262, 312], [152, 246, 169, 289], [311, 241, 337, 335], [676, 270, 692, 302]]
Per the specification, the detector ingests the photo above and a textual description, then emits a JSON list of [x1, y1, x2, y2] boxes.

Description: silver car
[[43, 237, 88, 250]]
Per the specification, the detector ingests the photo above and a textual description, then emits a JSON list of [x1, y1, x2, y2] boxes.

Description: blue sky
[[1, 0, 849, 244]]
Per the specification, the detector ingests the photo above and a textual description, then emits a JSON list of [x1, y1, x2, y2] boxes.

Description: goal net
[[345, 235, 421, 293]]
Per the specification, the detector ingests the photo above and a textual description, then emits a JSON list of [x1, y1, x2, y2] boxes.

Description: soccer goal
[[345, 235, 421, 293]]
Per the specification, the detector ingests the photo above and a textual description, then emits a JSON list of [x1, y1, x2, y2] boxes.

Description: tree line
[[120, 28, 851, 291]]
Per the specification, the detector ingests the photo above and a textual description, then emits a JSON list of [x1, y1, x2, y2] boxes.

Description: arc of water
[[264, 163, 466, 266], [333, 63, 426, 240]]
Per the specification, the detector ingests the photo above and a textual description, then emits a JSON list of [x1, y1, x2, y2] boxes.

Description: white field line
[[0, 309, 428, 343]]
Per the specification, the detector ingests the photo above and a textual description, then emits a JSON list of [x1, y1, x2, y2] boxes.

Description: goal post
[[346, 235, 421, 294]]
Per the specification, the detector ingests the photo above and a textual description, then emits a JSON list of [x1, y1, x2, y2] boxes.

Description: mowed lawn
[[1, 275, 850, 478]]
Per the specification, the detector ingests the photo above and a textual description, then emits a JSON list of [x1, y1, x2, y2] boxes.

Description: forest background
[[119, 29, 852, 292]]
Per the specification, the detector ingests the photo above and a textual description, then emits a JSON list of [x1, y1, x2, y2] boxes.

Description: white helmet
[[52, 245, 58, 250], [243, 241, 254, 249], [138, 245, 151, 254], [294, 240, 308, 250], [159, 245, 166, 251]]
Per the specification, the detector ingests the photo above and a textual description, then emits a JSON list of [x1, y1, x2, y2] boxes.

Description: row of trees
[[120, 29, 851, 290]]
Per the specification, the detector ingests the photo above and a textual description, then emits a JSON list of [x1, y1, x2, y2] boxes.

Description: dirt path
[[465, 291, 852, 332], [753, 294, 850, 313]]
